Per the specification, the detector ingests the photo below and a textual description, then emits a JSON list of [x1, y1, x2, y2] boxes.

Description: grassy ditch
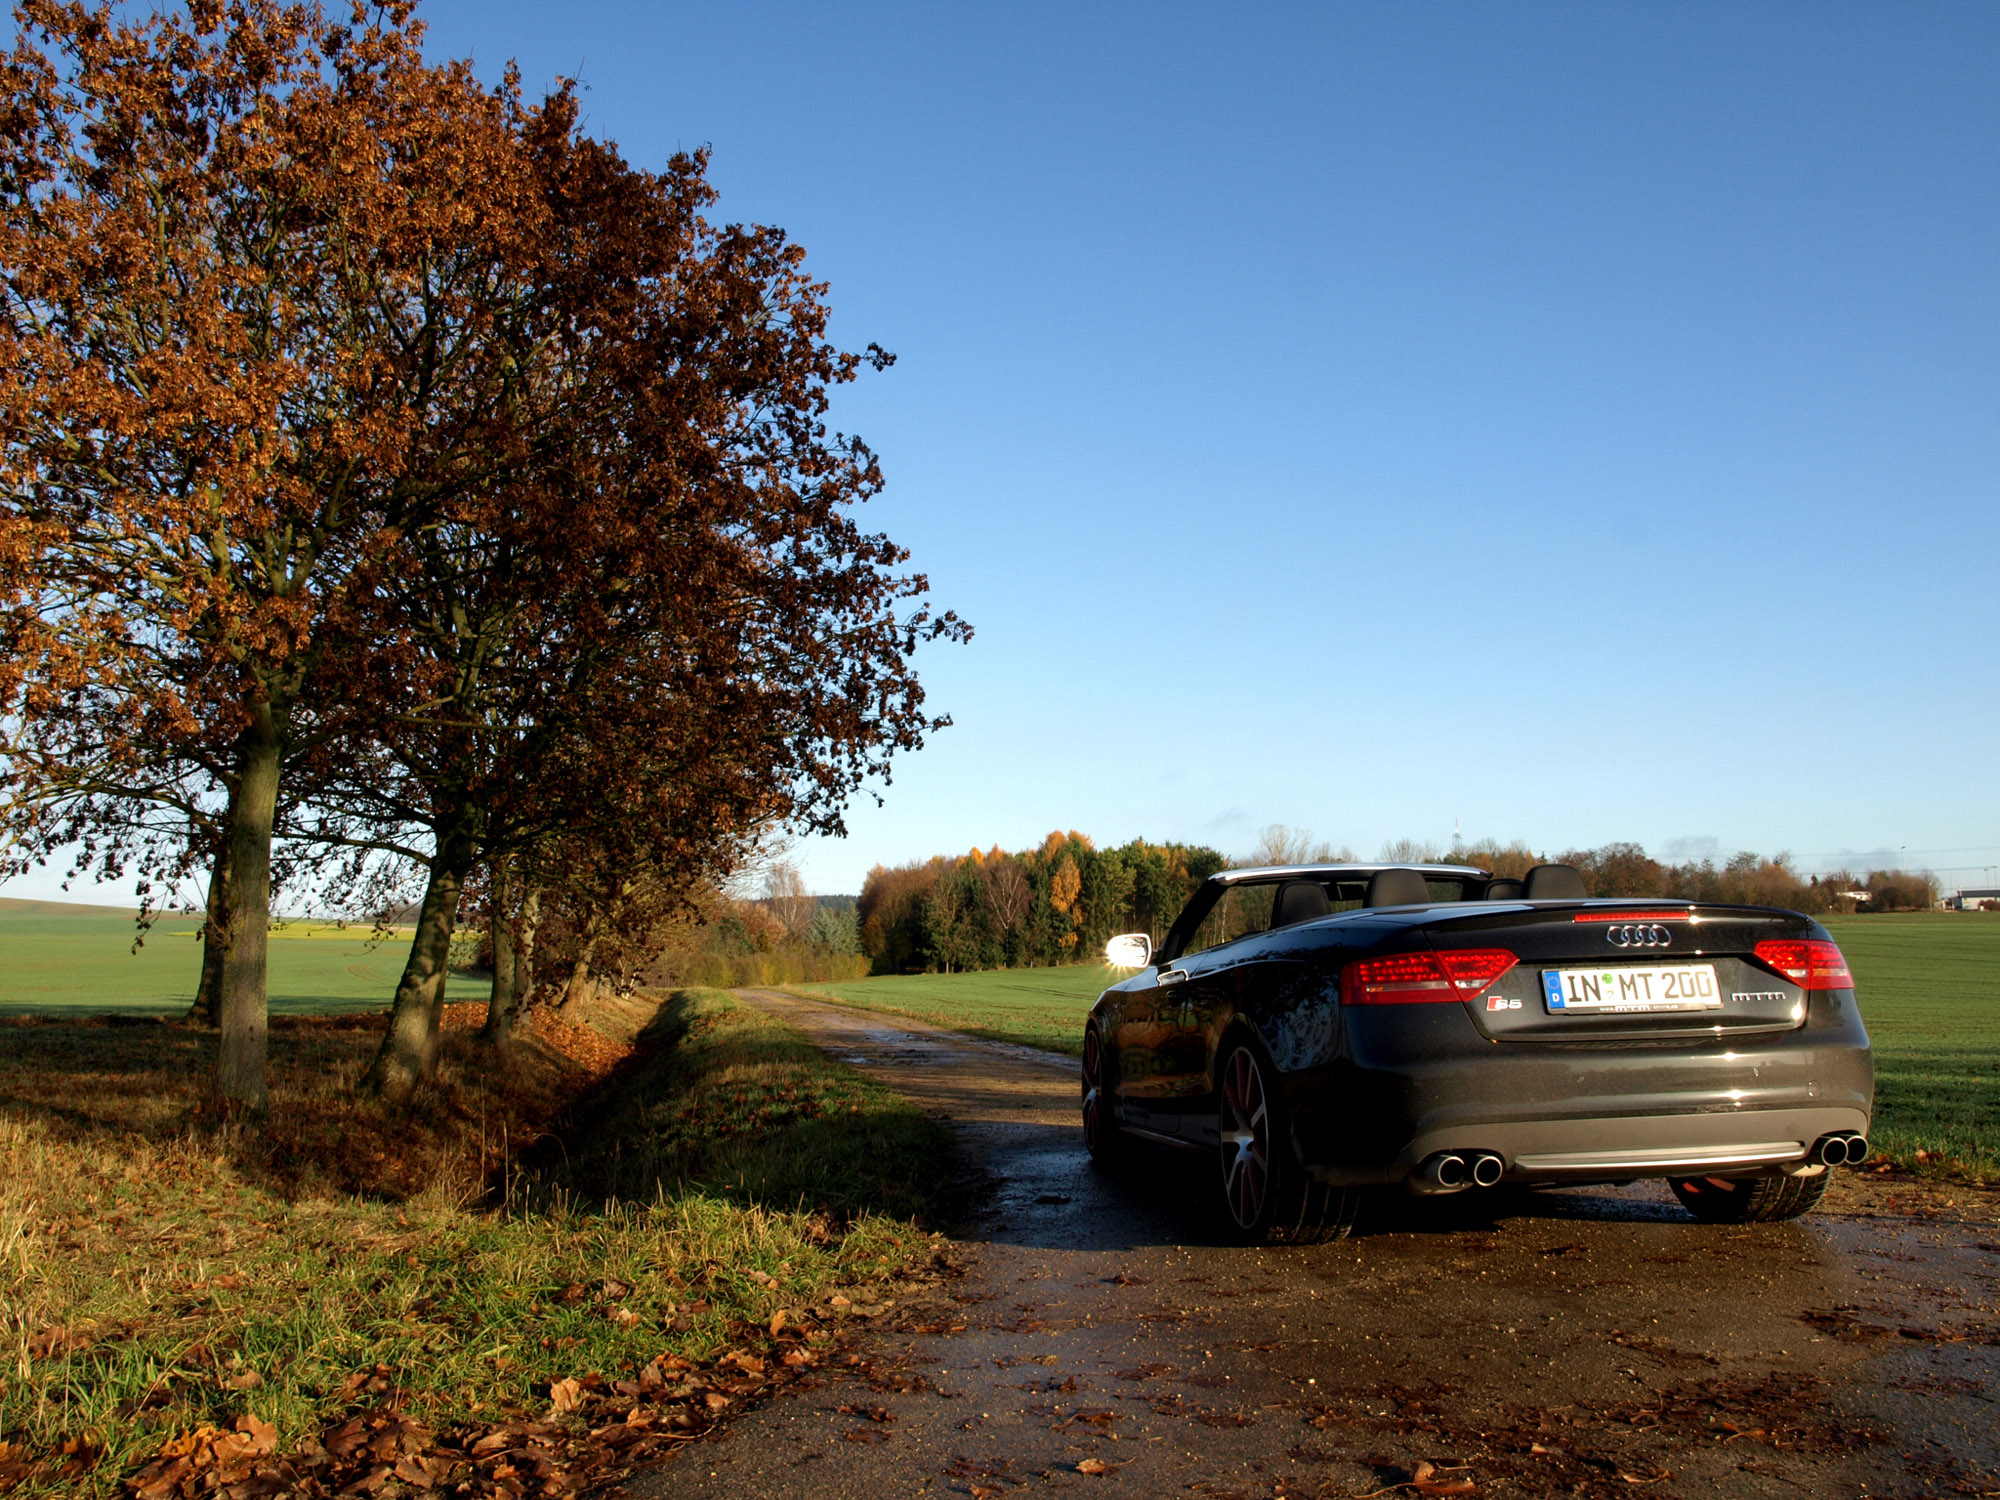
[[555, 989, 955, 1221], [0, 990, 954, 1496]]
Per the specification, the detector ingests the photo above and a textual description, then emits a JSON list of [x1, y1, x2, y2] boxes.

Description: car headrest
[[1522, 863, 1588, 900], [1365, 868, 1432, 908], [1271, 880, 1331, 928], [1484, 878, 1524, 900]]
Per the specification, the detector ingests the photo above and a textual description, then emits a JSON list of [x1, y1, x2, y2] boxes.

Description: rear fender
[[1225, 956, 1343, 1075]]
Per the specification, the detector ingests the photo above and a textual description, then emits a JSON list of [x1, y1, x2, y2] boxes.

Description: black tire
[[1081, 1024, 1128, 1166], [1215, 1038, 1358, 1245], [1668, 1168, 1830, 1224]]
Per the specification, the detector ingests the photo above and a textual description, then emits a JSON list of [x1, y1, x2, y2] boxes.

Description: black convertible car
[[1083, 862, 1873, 1242]]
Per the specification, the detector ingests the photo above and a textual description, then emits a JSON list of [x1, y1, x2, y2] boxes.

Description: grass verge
[[0, 990, 954, 1496]]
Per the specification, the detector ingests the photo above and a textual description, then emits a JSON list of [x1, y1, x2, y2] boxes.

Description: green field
[[1820, 914, 2000, 1174], [0, 905, 415, 1016], [801, 914, 2000, 1177], [796, 964, 1115, 1056]]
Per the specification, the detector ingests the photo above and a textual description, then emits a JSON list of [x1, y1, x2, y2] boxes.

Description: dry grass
[[0, 993, 954, 1495]]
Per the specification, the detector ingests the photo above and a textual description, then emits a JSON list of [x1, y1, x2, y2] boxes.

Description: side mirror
[[1104, 932, 1153, 968]]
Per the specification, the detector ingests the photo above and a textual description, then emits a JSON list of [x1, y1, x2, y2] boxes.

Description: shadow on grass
[[539, 990, 960, 1228]]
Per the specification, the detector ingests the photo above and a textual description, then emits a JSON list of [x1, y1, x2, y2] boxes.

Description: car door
[[1103, 890, 1209, 1133], [1147, 881, 1280, 1133]]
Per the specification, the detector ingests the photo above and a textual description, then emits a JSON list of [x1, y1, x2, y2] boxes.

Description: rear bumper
[[1377, 1104, 1869, 1185], [1281, 993, 1874, 1187]]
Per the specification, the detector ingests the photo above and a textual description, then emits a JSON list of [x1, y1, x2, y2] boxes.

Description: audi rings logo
[[1606, 923, 1673, 948]]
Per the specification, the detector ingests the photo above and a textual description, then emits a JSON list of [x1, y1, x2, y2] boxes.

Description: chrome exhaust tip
[[1847, 1133, 1868, 1165], [1470, 1152, 1504, 1188], [1816, 1135, 1848, 1166], [1420, 1153, 1469, 1191]]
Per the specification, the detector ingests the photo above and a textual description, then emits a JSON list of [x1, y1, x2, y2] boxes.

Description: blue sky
[[14, 2, 2000, 905]]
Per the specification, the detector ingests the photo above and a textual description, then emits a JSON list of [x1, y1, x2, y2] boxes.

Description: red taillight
[[1752, 939, 1854, 991], [1439, 948, 1520, 994], [1345, 948, 1518, 1004]]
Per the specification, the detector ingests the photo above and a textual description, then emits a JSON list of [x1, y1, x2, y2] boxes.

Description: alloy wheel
[[1219, 1047, 1270, 1231], [1081, 1027, 1107, 1155]]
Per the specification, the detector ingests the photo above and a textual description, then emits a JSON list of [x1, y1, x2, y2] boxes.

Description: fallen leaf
[[548, 1377, 583, 1414], [1412, 1461, 1478, 1497], [769, 1309, 788, 1335], [158, 1425, 224, 1461], [1077, 1457, 1124, 1475], [128, 1456, 192, 1500], [235, 1413, 277, 1455], [225, 1369, 264, 1390], [393, 1453, 438, 1487]]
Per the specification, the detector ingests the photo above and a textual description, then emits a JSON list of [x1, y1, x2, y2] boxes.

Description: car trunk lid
[[1421, 902, 1817, 1042]]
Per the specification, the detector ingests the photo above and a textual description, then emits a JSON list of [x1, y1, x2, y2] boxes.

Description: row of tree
[[1458, 839, 1940, 913], [855, 826, 1941, 973], [0, 2, 961, 1108], [857, 832, 1229, 974]]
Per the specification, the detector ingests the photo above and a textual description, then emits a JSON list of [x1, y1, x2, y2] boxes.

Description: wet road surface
[[626, 989, 2000, 1499]]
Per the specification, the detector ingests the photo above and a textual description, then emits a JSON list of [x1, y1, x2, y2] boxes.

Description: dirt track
[[626, 989, 2000, 1499]]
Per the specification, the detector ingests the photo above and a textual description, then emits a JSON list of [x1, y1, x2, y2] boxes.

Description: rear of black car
[[1284, 900, 1873, 1191]]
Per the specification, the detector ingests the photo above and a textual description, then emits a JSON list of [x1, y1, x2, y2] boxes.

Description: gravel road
[[626, 988, 2000, 1499]]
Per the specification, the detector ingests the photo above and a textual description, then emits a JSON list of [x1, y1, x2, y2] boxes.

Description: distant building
[[1946, 888, 2000, 911]]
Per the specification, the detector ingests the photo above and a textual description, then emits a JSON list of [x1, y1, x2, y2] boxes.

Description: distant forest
[[853, 826, 1939, 976]]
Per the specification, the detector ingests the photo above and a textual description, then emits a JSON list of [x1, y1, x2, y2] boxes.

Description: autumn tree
[[292, 125, 969, 1101], [0, 0, 560, 1109]]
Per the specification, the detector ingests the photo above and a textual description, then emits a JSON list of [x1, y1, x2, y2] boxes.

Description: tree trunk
[[479, 859, 518, 1046], [559, 921, 603, 1018], [186, 829, 234, 1028], [360, 809, 479, 1103], [216, 719, 279, 1112], [514, 886, 541, 1012]]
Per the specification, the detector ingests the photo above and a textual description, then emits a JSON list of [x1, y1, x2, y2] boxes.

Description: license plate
[[1541, 963, 1721, 1014]]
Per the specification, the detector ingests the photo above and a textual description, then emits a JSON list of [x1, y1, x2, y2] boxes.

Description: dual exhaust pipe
[[1417, 1150, 1505, 1192], [1415, 1134, 1867, 1190]]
